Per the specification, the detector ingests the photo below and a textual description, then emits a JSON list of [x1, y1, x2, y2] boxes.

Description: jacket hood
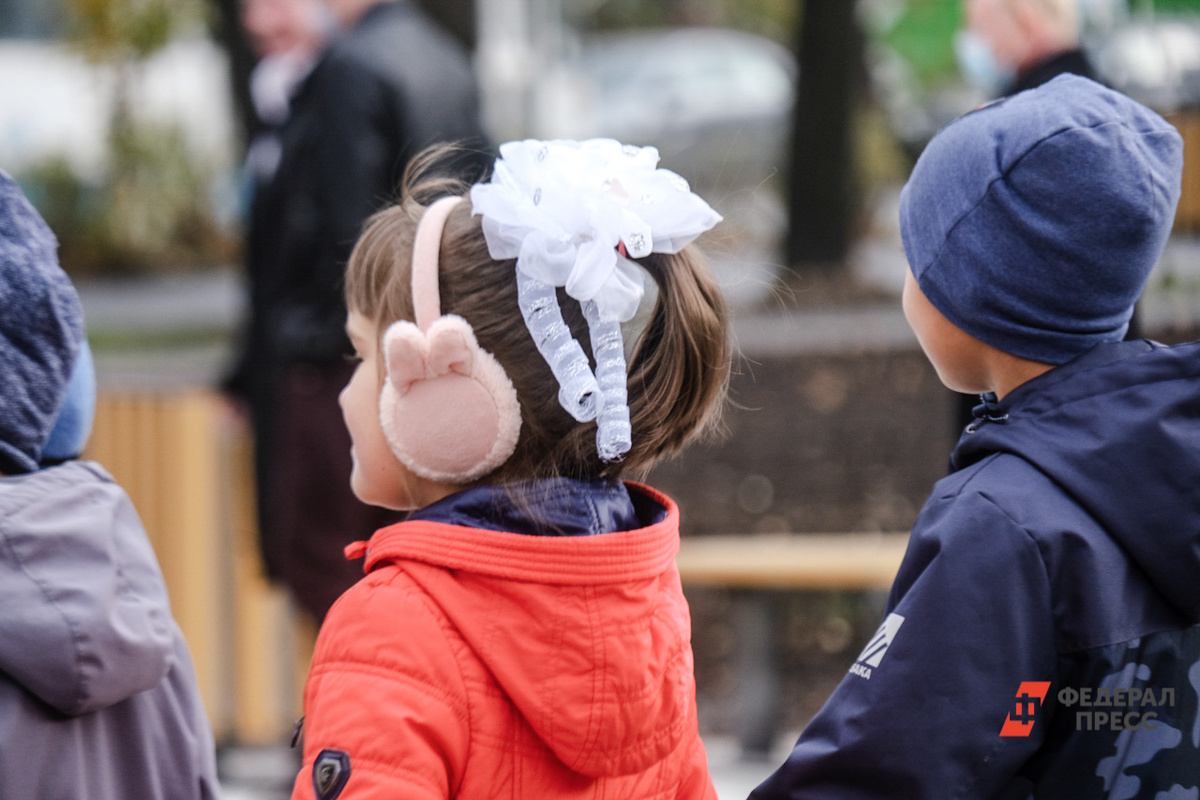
[[0, 461, 175, 715], [0, 169, 84, 474], [952, 339, 1200, 619], [357, 482, 695, 778]]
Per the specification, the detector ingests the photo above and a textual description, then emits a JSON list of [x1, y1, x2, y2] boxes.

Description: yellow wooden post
[[1183, 114, 1200, 232], [1167, 111, 1200, 232], [161, 392, 225, 734]]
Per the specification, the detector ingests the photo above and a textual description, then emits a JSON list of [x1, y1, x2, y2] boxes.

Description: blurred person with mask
[[956, 0, 1096, 99], [226, 0, 491, 623]]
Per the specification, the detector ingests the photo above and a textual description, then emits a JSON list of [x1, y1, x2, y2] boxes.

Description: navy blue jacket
[[753, 339, 1200, 799]]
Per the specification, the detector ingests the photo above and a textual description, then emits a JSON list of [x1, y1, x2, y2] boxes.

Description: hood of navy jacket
[[0, 460, 175, 715], [951, 339, 1200, 620]]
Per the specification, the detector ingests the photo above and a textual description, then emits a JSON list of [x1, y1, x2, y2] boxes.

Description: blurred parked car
[[539, 27, 796, 192], [1090, 18, 1200, 112]]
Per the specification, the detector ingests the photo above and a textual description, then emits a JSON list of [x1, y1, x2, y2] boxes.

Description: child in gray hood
[[0, 169, 220, 799]]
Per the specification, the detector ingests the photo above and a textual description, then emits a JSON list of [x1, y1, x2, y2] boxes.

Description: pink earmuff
[[379, 196, 522, 483]]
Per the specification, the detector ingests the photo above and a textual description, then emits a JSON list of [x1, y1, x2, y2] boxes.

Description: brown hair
[[345, 147, 729, 483]]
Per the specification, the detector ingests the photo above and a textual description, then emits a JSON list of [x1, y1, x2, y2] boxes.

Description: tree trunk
[[207, 0, 256, 149], [786, 0, 863, 271]]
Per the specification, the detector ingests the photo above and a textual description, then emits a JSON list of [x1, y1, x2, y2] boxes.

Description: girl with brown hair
[[294, 139, 729, 800]]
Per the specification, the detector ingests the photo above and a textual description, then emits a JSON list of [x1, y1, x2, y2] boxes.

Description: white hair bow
[[470, 139, 722, 461]]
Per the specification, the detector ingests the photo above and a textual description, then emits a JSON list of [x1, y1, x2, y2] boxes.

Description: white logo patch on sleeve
[[850, 613, 905, 679]]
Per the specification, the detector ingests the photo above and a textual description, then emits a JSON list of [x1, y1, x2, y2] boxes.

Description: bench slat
[[676, 532, 910, 590]]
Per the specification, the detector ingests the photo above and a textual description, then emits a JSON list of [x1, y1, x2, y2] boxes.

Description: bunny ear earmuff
[[379, 196, 522, 483]]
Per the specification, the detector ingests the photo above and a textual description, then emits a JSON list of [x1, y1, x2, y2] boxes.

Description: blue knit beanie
[[899, 74, 1183, 365], [0, 169, 84, 474]]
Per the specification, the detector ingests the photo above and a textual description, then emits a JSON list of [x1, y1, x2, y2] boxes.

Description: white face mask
[[955, 29, 1017, 95]]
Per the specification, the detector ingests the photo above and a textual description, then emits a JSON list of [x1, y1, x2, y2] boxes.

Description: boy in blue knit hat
[[753, 75, 1199, 798], [0, 170, 220, 799]]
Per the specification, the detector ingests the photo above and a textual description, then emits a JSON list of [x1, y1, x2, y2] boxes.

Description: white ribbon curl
[[470, 138, 722, 461]]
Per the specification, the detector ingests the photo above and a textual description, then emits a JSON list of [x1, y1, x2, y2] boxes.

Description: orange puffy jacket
[[292, 483, 717, 800]]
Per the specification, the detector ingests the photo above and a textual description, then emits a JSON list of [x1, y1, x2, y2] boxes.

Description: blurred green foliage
[[1152, 0, 1200, 10], [20, 125, 236, 275], [16, 0, 234, 275], [877, 0, 1200, 88], [882, 0, 962, 86], [65, 0, 206, 63], [586, 0, 1200, 87]]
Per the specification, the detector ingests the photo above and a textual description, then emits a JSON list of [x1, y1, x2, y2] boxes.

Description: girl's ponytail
[[622, 247, 730, 477]]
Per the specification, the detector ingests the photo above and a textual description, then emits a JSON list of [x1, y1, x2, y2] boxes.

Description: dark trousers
[[258, 360, 402, 622]]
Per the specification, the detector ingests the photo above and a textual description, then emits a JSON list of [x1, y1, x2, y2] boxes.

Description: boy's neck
[[983, 347, 1054, 401]]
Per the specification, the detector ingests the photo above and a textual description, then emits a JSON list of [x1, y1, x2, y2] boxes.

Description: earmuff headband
[[411, 195, 463, 331], [378, 195, 522, 484]]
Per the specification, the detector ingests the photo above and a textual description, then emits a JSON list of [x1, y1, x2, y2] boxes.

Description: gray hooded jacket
[[0, 460, 220, 799]]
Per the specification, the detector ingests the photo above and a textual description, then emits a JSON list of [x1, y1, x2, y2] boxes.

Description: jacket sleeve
[[751, 490, 1058, 800], [292, 573, 470, 800]]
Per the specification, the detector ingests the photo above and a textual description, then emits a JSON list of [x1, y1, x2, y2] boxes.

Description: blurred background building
[[2, 1, 1200, 797]]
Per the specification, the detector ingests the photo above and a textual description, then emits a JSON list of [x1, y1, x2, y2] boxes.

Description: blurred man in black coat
[[228, 0, 490, 621]]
